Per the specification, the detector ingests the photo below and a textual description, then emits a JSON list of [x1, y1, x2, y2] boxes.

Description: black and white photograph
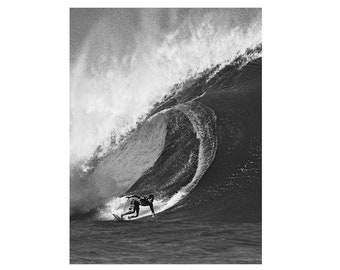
[[2, 1, 340, 269], [70, 8, 262, 264]]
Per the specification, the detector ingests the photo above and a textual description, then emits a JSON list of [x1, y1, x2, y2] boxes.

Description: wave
[[94, 101, 217, 220], [70, 51, 262, 221], [70, 9, 262, 221]]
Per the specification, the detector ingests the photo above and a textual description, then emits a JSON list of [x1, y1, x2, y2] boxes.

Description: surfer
[[121, 194, 156, 220]]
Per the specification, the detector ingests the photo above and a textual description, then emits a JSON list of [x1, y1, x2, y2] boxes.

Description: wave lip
[[70, 9, 261, 164]]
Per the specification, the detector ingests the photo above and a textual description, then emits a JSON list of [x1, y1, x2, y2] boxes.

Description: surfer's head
[[148, 194, 154, 202]]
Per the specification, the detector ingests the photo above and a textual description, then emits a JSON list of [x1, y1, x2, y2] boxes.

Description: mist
[[70, 8, 262, 164]]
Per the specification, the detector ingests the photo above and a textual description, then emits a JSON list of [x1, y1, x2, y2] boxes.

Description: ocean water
[[71, 218, 261, 264]]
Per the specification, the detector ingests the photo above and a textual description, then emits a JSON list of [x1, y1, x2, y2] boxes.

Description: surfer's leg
[[128, 205, 139, 219], [121, 210, 135, 218]]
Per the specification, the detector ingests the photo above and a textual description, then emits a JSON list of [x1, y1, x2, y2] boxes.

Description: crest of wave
[[70, 9, 262, 164]]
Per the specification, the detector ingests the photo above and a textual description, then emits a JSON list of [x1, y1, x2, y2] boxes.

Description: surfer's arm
[[149, 204, 156, 217], [126, 194, 140, 199]]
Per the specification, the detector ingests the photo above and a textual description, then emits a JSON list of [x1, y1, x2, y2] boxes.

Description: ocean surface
[[71, 219, 261, 264], [70, 51, 262, 263]]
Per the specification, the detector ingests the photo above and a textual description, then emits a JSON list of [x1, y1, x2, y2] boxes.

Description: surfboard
[[112, 213, 125, 221]]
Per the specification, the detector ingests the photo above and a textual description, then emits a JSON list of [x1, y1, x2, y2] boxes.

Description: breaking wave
[[70, 9, 262, 221]]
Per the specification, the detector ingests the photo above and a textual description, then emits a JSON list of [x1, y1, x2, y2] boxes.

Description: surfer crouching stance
[[121, 194, 156, 220]]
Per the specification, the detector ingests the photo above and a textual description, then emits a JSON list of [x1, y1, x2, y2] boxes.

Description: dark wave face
[[71, 46, 261, 223], [167, 56, 262, 222]]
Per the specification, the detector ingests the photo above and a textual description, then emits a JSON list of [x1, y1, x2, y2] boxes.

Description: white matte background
[[0, 0, 339, 269]]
